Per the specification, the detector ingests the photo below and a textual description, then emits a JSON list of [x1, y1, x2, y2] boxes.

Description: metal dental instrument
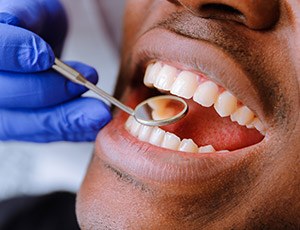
[[52, 58, 188, 126]]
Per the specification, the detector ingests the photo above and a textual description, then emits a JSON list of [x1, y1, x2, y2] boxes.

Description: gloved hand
[[0, 0, 112, 142]]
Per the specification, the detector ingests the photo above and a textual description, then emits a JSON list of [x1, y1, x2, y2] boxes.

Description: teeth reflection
[[149, 100, 176, 121]]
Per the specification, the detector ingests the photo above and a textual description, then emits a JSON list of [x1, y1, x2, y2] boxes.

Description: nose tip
[[174, 0, 280, 30]]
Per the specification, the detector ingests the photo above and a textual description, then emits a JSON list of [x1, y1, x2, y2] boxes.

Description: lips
[[95, 28, 267, 184]]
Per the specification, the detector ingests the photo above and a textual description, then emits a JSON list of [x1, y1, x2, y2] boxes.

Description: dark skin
[[77, 0, 300, 229]]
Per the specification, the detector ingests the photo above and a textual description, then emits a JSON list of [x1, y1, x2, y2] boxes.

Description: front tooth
[[218, 150, 230, 153], [246, 123, 255, 129], [130, 119, 142, 137], [193, 81, 219, 107], [170, 71, 199, 99], [179, 139, 198, 153], [161, 132, 181, 150], [144, 62, 163, 87], [199, 145, 216, 153], [138, 125, 154, 142], [230, 106, 255, 126], [154, 65, 178, 91], [214, 91, 238, 117], [149, 127, 166, 146]]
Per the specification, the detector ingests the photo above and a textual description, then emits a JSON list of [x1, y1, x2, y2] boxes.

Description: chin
[[76, 0, 300, 229]]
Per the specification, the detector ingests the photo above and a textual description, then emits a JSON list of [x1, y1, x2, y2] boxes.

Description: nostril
[[200, 4, 243, 17], [172, 0, 280, 30], [196, 3, 247, 26]]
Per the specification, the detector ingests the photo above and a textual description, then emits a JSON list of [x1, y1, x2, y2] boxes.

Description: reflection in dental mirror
[[134, 95, 188, 126]]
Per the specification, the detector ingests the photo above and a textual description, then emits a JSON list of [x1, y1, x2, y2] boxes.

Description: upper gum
[[153, 61, 209, 81], [147, 61, 230, 99]]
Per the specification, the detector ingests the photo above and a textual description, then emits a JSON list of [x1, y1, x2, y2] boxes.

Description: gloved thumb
[[0, 98, 112, 142], [0, 23, 54, 72]]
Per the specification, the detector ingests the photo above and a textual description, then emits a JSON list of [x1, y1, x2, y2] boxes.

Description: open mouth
[[124, 61, 265, 154], [95, 29, 270, 184]]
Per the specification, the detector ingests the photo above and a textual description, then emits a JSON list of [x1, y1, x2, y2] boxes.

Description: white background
[[0, 0, 124, 200]]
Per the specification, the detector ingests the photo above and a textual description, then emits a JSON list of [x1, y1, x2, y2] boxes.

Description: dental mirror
[[52, 58, 188, 126]]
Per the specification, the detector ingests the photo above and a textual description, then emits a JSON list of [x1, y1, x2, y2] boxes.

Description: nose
[[169, 0, 280, 30]]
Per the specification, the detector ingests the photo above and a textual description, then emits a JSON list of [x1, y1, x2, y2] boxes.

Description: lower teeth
[[125, 116, 227, 154]]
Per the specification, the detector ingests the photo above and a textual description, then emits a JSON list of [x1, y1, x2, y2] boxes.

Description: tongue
[[162, 99, 264, 151]]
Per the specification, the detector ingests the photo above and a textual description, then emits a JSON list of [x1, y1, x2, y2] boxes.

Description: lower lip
[[95, 111, 265, 186]]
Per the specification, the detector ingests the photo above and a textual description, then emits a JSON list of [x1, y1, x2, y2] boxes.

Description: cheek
[[123, 0, 154, 51]]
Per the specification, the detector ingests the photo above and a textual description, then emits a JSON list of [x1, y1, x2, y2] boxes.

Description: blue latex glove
[[0, 0, 112, 142], [0, 0, 68, 56]]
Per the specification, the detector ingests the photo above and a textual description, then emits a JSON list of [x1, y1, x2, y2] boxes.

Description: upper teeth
[[125, 62, 266, 154], [144, 62, 266, 135]]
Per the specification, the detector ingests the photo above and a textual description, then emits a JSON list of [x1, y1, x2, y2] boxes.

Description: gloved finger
[[0, 97, 112, 142], [0, 23, 54, 72], [0, 61, 98, 109], [0, 0, 67, 55]]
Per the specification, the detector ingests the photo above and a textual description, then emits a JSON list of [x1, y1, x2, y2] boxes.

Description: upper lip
[[128, 28, 267, 126]]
